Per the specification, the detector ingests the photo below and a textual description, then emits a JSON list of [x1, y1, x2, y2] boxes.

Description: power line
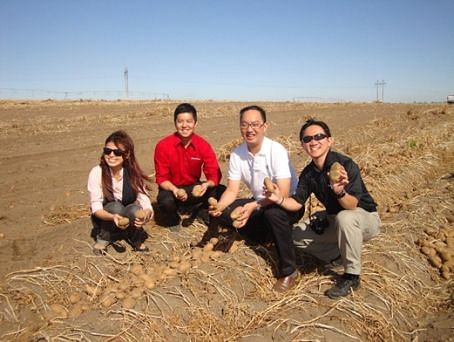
[[374, 80, 386, 102], [124, 67, 129, 99]]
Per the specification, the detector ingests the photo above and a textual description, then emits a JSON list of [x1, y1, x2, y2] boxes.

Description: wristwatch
[[335, 189, 346, 199]]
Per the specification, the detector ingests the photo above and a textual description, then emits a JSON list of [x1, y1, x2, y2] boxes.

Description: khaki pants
[[293, 208, 381, 275]]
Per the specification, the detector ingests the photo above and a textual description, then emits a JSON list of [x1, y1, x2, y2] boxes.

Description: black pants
[[91, 201, 148, 247], [157, 183, 226, 225], [219, 198, 304, 277]]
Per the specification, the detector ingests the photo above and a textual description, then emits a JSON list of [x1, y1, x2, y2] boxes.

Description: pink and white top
[[87, 165, 152, 213]]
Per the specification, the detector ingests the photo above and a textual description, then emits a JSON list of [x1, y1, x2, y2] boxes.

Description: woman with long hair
[[88, 130, 153, 254]]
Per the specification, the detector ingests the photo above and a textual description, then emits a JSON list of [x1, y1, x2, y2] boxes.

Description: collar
[[310, 149, 334, 173], [172, 132, 195, 148], [247, 136, 271, 157]]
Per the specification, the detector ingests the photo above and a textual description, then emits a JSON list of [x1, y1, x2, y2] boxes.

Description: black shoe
[[325, 275, 360, 299], [111, 241, 127, 253]]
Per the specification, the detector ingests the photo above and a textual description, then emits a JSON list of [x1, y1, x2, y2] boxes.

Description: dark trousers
[[157, 183, 226, 225], [219, 198, 304, 277], [91, 201, 148, 247]]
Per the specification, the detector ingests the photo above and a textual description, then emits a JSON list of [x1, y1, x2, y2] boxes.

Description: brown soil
[[0, 100, 452, 341]]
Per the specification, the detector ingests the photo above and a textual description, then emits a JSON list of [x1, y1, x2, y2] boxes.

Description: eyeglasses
[[240, 121, 265, 130], [301, 133, 328, 143], [103, 147, 124, 156]]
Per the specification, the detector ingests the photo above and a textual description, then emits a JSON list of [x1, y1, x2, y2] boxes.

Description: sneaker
[[93, 240, 109, 256], [325, 275, 360, 299]]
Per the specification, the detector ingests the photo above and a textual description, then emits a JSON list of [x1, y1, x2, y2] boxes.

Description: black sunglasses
[[103, 147, 124, 157], [301, 133, 328, 143]]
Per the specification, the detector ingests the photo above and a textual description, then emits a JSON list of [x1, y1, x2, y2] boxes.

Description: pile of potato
[[45, 233, 245, 319], [416, 226, 454, 279]]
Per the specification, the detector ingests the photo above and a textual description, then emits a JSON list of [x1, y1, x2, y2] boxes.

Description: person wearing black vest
[[264, 119, 380, 298], [88, 130, 153, 254]]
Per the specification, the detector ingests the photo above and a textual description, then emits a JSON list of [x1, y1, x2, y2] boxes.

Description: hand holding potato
[[114, 214, 129, 229], [173, 188, 188, 201]]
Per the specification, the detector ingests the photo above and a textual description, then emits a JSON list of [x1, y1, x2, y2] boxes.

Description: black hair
[[174, 103, 197, 123], [239, 105, 267, 123], [299, 118, 332, 142]]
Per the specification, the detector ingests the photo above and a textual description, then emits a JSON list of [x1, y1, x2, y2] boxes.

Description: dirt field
[[0, 100, 452, 341]]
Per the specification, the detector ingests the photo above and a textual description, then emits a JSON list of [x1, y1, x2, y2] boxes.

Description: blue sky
[[1, 0, 453, 102]]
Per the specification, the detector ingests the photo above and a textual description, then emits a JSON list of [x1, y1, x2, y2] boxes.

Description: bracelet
[[335, 189, 346, 199], [278, 197, 285, 206]]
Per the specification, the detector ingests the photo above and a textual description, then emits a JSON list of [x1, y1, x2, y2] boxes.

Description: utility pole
[[124, 67, 129, 99], [374, 80, 386, 102]]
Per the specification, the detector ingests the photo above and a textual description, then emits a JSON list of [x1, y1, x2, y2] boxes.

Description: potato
[[192, 184, 204, 197], [263, 177, 275, 193], [429, 255, 443, 269], [139, 273, 153, 282], [203, 242, 214, 252], [135, 209, 145, 220], [144, 279, 156, 289], [100, 294, 116, 308], [209, 237, 219, 245], [0, 232, 5, 239], [132, 276, 144, 287], [441, 264, 450, 274], [122, 297, 136, 309], [443, 259, 454, 271], [130, 264, 144, 276], [230, 207, 243, 220], [118, 216, 130, 229], [232, 220, 242, 229], [439, 250, 452, 263], [130, 287, 143, 299], [68, 303, 84, 318], [172, 255, 181, 262], [421, 246, 436, 257], [441, 271, 450, 280], [69, 292, 81, 304], [418, 239, 431, 247], [423, 227, 437, 236], [210, 250, 223, 259], [115, 291, 126, 299], [208, 197, 218, 207], [329, 162, 343, 183], [201, 251, 211, 262], [49, 304, 67, 318], [178, 261, 191, 273], [163, 268, 177, 277], [176, 188, 186, 198], [208, 197, 224, 211], [446, 238, 454, 247]]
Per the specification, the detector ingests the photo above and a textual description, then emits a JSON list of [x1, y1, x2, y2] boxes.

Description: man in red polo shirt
[[154, 103, 225, 230]]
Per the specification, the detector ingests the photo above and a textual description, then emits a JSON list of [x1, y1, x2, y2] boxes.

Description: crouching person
[[88, 130, 153, 254], [264, 119, 380, 298]]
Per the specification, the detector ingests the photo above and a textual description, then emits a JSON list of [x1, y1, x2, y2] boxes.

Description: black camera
[[308, 211, 329, 235]]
